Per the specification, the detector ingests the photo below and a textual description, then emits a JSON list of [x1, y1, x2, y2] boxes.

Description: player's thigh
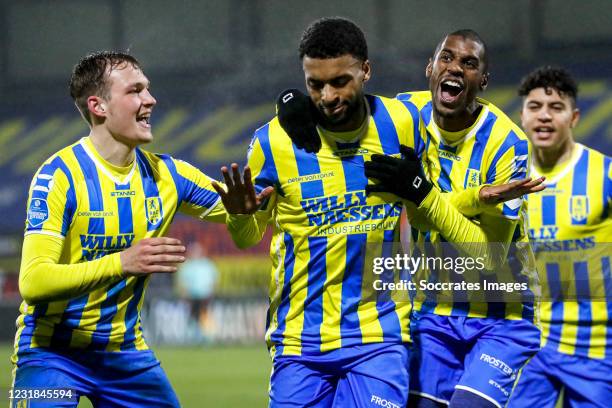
[[562, 356, 612, 408], [507, 351, 560, 408], [459, 319, 540, 408], [92, 363, 180, 408], [11, 364, 85, 408], [334, 344, 410, 408], [269, 357, 336, 408], [409, 313, 463, 404]]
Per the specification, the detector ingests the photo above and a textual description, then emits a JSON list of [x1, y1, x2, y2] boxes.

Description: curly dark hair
[[299, 17, 368, 61], [518, 66, 578, 105], [69, 51, 141, 125]]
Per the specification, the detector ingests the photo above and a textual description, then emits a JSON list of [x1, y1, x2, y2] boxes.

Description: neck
[[89, 127, 135, 167], [322, 98, 367, 132], [533, 137, 575, 170], [434, 100, 481, 132]]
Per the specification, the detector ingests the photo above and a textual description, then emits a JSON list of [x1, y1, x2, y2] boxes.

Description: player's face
[[521, 87, 579, 150], [303, 54, 370, 130], [101, 64, 156, 147], [427, 35, 487, 118]]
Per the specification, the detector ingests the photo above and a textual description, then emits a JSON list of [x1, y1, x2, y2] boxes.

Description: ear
[[519, 100, 526, 127], [480, 73, 489, 91], [87, 96, 107, 120], [362, 60, 372, 83], [425, 59, 433, 78], [570, 108, 580, 128]]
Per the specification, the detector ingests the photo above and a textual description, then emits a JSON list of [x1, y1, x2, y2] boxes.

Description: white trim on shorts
[[454, 385, 501, 408], [408, 390, 450, 406]]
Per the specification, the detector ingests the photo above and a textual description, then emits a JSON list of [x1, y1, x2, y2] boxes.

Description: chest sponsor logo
[[27, 198, 49, 227], [300, 191, 402, 235], [146, 196, 163, 226], [80, 234, 135, 260], [77, 211, 115, 217], [570, 196, 589, 222], [287, 172, 334, 184]]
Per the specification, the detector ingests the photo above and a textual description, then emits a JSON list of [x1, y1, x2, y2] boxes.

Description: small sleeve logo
[[27, 198, 49, 227]]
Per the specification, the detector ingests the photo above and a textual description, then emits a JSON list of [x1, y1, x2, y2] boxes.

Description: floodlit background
[[0, 1, 610, 406]]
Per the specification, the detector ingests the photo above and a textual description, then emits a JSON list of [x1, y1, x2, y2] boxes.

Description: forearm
[[445, 186, 487, 218], [415, 188, 517, 268], [19, 234, 124, 304], [226, 212, 269, 249]]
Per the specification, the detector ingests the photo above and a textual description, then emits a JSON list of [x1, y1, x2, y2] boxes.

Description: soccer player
[[10, 51, 271, 407], [508, 67, 611, 407], [275, 30, 542, 408], [215, 18, 421, 408]]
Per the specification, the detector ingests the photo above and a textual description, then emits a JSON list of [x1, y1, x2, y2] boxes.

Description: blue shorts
[[269, 342, 410, 408], [409, 311, 540, 407], [509, 345, 612, 408], [11, 348, 179, 407]]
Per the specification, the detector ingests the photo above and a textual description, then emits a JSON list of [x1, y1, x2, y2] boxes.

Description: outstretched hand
[[479, 177, 546, 205], [211, 163, 274, 214]]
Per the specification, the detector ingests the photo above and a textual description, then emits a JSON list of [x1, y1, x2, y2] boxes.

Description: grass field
[[2, 343, 271, 407]]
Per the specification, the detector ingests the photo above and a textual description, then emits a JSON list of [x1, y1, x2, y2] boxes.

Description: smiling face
[[520, 87, 579, 150], [303, 54, 370, 132], [427, 35, 488, 120], [91, 63, 156, 147]]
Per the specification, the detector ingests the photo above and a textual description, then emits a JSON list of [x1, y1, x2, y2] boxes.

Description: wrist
[[416, 185, 438, 210], [477, 184, 496, 206]]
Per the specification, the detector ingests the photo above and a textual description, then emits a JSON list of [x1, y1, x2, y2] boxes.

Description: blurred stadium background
[[0, 1, 610, 406]]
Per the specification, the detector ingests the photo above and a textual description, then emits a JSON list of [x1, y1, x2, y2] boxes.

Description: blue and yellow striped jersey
[[14, 137, 221, 361], [248, 95, 422, 357], [528, 143, 612, 359], [397, 91, 539, 321]]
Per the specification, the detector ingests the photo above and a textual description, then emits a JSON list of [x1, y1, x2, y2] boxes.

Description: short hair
[[434, 29, 489, 72], [299, 17, 368, 61], [518, 65, 578, 105], [69, 51, 141, 125]]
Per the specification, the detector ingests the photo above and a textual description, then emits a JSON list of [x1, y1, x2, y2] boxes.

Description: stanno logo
[[110, 190, 136, 197]]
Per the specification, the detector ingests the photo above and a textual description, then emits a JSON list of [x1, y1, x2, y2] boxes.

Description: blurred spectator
[[175, 242, 219, 341]]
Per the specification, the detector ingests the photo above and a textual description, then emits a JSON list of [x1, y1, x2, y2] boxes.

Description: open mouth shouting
[[439, 78, 464, 105]]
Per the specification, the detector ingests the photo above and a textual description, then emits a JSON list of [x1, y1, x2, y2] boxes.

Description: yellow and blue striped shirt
[[247, 95, 422, 357], [14, 137, 222, 361], [397, 91, 539, 321], [529, 143, 611, 359]]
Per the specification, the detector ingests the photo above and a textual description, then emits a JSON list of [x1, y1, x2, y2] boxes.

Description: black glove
[[276, 89, 322, 153], [364, 145, 433, 205]]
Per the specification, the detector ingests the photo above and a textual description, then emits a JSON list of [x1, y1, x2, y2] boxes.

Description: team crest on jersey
[[145, 197, 163, 226], [27, 198, 49, 227], [570, 196, 589, 222], [466, 169, 481, 188]]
